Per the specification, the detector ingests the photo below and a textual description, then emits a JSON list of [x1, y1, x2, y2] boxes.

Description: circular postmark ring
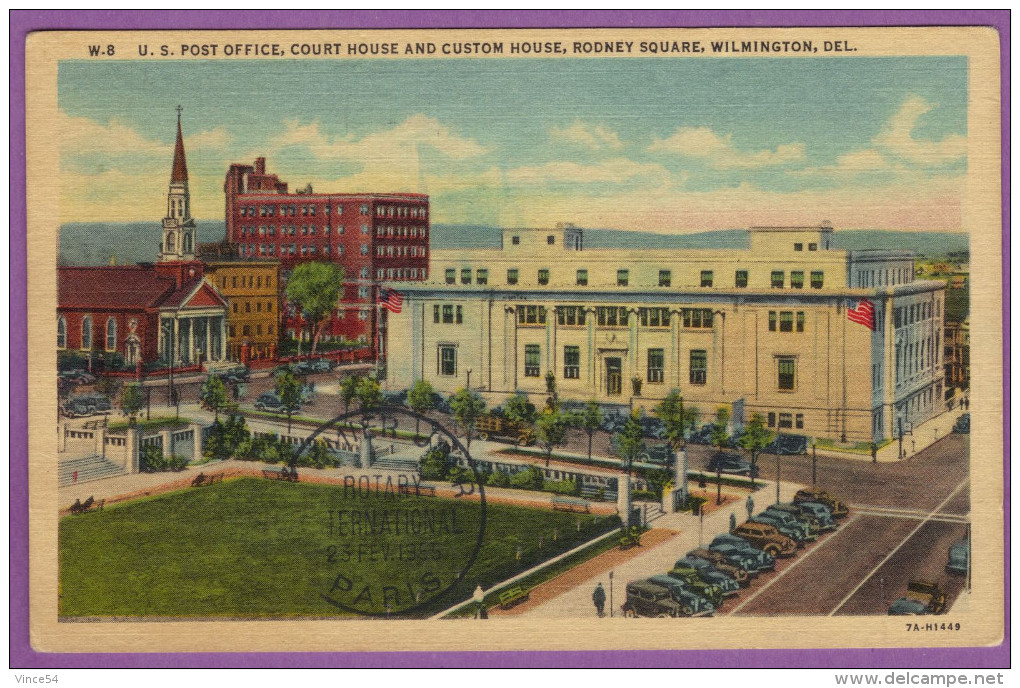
[[291, 404, 486, 618]]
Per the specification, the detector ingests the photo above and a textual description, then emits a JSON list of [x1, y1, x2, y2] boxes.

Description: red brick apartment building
[[223, 158, 430, 345]]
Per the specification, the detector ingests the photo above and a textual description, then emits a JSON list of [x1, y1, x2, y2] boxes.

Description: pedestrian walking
[[745, 494, 755, 521], [592, 582, 607, 617], [729, 512, 737, 532]]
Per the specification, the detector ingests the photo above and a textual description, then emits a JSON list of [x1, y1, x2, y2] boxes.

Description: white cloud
[[872, 95, 966, 167], [549, 121, 624, 151], [58, 110, 232, 157], [647, 126, 805, 169], [505, 158, 672, 187]]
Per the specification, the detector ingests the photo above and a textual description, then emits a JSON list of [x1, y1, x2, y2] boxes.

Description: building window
[[442, 305, 454, 324], [81, 316, 93, 350], [576, 269, 588, 286], [456, 306, 463, 324], [360, 244, 369, 255], [688, 349, 707, 385], [445, 269, 456, 285], [511, 236, 520, 245], [518, 305, 547, 325], [810, 271, 824, 289], [767, 412, 776, 427], [359, 287, 370, 299], [734, 270, 749, 288], [681, 309, 713, 329], [617, 269, 629, 287], [547, 235, 555, 245], [778, 413, 794, 429], [524, 344, 541, 377], [639, 307, 670, 327], [57, 316, 66, 348], [659, 270, 671, 287], [564, 346, 580, 379], [557, 306, 586, 326], [433, 305, 440, 323], [791, 271, 804, 289], [507, 268, 519, 285], [795, 413, 804, 429], [538, 269, 550, 285], [794, 243, 803, 251], [476, 269, 488, 285], [596, 306, 629, 327], [461, 268, 472, 285], [229, 325, 236, 337], [256, 302, 263, 313], [439, 345, 457, 376], [780, 311, 794, 332], [647, 348, 664, 383], [777, 356, 796, 391], [796, 312, 805, 332], [769, 311, 776, 331], [358, 310, 369, 321], [243, 325, 251, 336], [700, 271, 713, 287], [808, 243, 818, 251], [771, 271, 785, 288]]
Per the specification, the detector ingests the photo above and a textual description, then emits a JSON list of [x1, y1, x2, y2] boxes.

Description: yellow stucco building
[[202, 257, 282, 362]]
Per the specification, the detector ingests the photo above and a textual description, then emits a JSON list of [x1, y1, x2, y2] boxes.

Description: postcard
[[20, 18, 1005, 660]]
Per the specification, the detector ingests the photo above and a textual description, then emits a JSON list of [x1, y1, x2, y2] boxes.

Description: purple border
[[10, 9, 1009, 669]]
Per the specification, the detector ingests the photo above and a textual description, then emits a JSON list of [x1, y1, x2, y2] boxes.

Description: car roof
[[629, 580, 670, 593]]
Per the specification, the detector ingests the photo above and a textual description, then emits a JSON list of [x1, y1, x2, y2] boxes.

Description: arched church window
[[166, 232, 175, 253], [57, 316, 66, 348], [106, 317, 117, 351], [81, 316, 93, 350], [183, 232, 193, 253]]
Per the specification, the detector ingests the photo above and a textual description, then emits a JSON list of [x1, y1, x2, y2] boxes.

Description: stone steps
[[58, 455, 126, 487]]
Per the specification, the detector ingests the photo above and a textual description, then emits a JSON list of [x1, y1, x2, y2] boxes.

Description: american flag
[[378, 288, 404, 314], [847, 298, 875, 330]]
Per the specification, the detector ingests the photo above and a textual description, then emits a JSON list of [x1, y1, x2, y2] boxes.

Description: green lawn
[[59, 478, 618, 618]]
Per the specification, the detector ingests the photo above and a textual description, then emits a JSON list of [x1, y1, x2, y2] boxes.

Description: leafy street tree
[[449, 387, 486, 448], [579, 400, 603, 463], [355, 377, 383, 429], [710, 407, 731, 452], [535, 408, 570, 467], [284, 261, 345, 356], [738, 413, 775, 488], [339, 374, 361, 414], [120, 383, 144, 424], [274, 370, 303, 433], [200, 374, 230, 421], [616, 411, 646, 477], [406, 379, 435, 437], [503, 392, 538, 425], [654, 389, 699, 454]]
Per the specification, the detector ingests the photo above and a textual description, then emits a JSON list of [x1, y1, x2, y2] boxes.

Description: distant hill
[[58, 221, 968, 266]]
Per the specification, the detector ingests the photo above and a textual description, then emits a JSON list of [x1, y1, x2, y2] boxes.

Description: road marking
[[727, 514, 860, 616], [852, 509, 969, 525], [828, 478, 970, 616], [852, 503, 968, 518]]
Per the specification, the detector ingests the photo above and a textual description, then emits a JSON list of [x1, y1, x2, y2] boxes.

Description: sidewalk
[[812, 407, 968, 464]]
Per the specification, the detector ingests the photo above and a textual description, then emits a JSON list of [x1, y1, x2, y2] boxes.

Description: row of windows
[[377, 245, 427, 258], [241, 243, 342, 257], [56, 315, 117, 351], [514, 305, 714, 329], [767, 411, 805, 429], [232, 300, 274, 314], [238, 223, 370, 237], [375, 225, 429, 239], [768, 311, 806, 333], [376, 268, 427, 280], [238, 202, 429, 220], [222, 275, 273, 290], [448, 267, 825, 289], [855, 266, 913, 288], [895, 333, 941, 383], [376, 205, 428, 219], [229, 323, 275, 337], [433, 304, 464, 324], [894, 301, 939, 328]]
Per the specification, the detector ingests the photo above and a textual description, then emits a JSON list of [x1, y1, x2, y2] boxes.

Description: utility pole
[[811, 442, 817, 487], [775, 453, 781, 505]]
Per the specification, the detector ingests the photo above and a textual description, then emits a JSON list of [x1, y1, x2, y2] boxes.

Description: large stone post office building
[[386, 223, 946, 443]]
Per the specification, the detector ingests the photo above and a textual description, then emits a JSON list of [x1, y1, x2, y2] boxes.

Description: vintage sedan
[[254, 392, 300, 414], [620, 580, 687, 618], [762, 507, 818, 542], [685, 549, 751, 584], [732, 522, 798, 557], [676, 555, 742, 592], [751, 514, 807, 546], [793, 489, 849, 518], [946, 538, 970, 575], [644, 576, 715, 617], [888, 579, 947, 615], [709, 534, 776, 571], [666, 567, 725, 606], [789, 502, 838, 531], [63, 393, 113, 417], [705, 452, 758, 477]]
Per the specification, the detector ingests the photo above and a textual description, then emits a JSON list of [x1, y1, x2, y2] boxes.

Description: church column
[[188, 317, 196, 364], [220, 316, 227, 361], [172, 318, 180, 364], [206, 317, 213, 362]]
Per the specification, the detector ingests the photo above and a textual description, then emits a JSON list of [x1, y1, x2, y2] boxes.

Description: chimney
[[255, 157, 266, 174]]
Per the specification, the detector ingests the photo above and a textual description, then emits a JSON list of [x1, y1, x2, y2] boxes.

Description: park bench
[[68, 495, 105, 514], [551, 496, 590, 513], [399, 483, 437, 497], [498, 586, 530, 610], [191, 472, 225, 487], [262, 468, 299, 482]]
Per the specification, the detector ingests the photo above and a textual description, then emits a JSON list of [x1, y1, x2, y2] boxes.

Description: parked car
[[953, 413, 970, 434], [675, 557, 741, 593], [946, 538, 970, 575], [640, 444, 674, 467], [888, 579, 947, 615], [666, 567, 725, 606], [705, 452, 758, 477], [762, 506, 818, 541], [620, 580, 687, 618], [793, 489, 849, 518], [644, 576, 715, 617], [788, 501, 838, 531], [751, 513, 808, 546], [293, 358, 333, 375], [640, 416, 667, 440], [684, 549, 750, 585], [709, 534, 776, 571], [59, 369, 96, 384], [687, 424, 714, 445], [731, 522, 798, 557], [63, 393, 113, 417], [767, 433, 809, 455], [217, 365, 250, 384], [254, 392, 300, 414]]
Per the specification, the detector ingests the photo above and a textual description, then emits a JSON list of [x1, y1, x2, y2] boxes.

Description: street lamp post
[[608, 571, 614, 618], [466, 368, 472, 391], [811, 442, 817, 487], [775, 453, 781, 505], [715, 465, 722, 505]]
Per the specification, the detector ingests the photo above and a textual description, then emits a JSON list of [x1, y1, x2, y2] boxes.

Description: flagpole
[[842, 297, 848, 443]]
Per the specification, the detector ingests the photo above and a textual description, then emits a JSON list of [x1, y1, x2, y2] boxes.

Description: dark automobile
[[666, 567, 725, 606], [953, 413, 970, 434], [644, 576, 715, 617], [751, 514, 808, 546], [709, 534, 776, 571], [684, 550, 750, 585], [946, 538, 970, 575], [687, 424, 714, 445], [793, 489, 849, 518], [640, 416, 667, 440], [63, 393, 113, 417], [762, 506, 818, 542], [254, 392, 300, 414], [675, 556, 741, 593], [767, 433, 809, 455], [705, 452, 758, 477], [59, 369, 96, 384], [732, 522, 797, 557], [217, 365, 250, 384], [620, 580, 687, 618], [787, 501, 838, 531], [888, 579, 947, 615], [639, 444, 674, 467]]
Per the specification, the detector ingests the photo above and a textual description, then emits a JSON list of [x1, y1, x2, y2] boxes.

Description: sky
[[58, 56, 968, 231]]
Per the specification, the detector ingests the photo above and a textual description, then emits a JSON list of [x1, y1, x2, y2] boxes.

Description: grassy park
[[59, 477, 618, 618]]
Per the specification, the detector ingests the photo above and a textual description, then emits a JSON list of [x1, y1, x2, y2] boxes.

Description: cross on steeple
[[175, 104, 183, 120]]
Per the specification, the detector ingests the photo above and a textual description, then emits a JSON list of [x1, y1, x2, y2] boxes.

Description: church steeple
[[159, 106, 196, 263]]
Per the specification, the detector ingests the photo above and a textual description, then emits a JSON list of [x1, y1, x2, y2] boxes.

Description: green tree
[[355, 377, 383, 429], [737, 413, 774, 488], [274, 371, 303, 434], [710, 407, 732, 453], [503, 392, 538, 425], [616, 411, 646, 476], [654, 389, 698, 454], [419, 444, 451, 481], [406, 379, 435, 437], [200, 374, 229, 421], [120, 383, 144, 423], [449, 387, 486, 448], [284, 261, 345, 356], [339, 374, 361, 414], [579, 400, 603, 463], [535, 409, 570, 467]]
